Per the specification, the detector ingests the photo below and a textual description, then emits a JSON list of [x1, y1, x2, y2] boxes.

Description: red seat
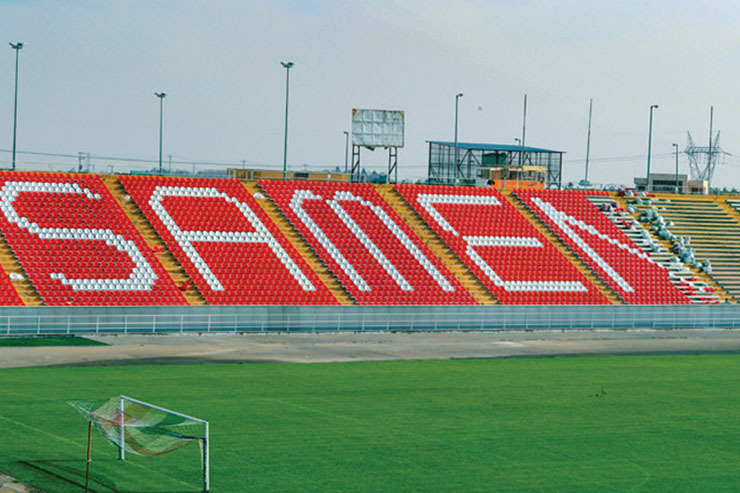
[[260, 180, 474, 306], [119, 175, 338, 306], [515, 189, 691, 305], [394, 185, 608, 305], [0, 171, 186, 306]]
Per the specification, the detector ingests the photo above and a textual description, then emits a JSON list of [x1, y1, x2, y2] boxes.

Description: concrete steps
[[719, 197, 740, 226], [503, 190, 623, 305], [101, 175, 207, 305], [375, 184, 498, 305], [246, 181, 355, 305]]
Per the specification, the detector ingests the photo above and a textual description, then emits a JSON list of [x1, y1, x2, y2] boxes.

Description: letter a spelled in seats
[[119, 175, 337, 305]]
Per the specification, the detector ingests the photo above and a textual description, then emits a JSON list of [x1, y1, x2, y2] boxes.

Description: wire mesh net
[[69, 397, 205, 457]]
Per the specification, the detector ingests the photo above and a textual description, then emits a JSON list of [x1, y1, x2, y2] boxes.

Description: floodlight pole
[[673, 143, 679, 193], [708, 105, 713, 163], [646, 104, 658, 192], [520, 94, 527, 166], [585, 98, 593, 183], [454, 92, 463, 185], [9, 42, 23, 171], [155, 92, 166, 175], [281, 61, 294, 180], [343, 130, 349, 173]]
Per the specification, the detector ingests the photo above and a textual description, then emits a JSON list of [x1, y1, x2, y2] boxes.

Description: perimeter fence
[[1, 304, 739, 335]]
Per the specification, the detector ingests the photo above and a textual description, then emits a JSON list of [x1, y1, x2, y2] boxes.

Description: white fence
[[1, 305, 739, 335]]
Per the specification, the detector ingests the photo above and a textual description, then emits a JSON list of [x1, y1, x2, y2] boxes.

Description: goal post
[[70, 395, 210, 492], [118, 395, 210, 492]]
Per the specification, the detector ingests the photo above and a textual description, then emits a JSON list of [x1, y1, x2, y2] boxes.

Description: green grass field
[[1, 354, 739, 492], [0, 336, 106, 347]]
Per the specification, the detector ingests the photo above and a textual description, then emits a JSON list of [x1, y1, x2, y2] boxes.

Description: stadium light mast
[[343, 130, 349, 173], [281, 61, 294, 180], [673, 143, 680, 193], [646, 104, 658, 192], [584, 98, 593, 184], [520, 94, 527, 166], [454, 92, 463, 185], [155, 92, 166, 175], [9, 42, 23, 171]]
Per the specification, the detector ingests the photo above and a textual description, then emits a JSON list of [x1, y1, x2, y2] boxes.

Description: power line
[[565, 152, 674, 165], [0, 147, 430, 174], [0, 149, 78, 159], [0, 148, 281, 170]]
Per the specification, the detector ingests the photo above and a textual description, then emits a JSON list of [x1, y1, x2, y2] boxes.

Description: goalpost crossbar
[[118, 395, 210, 492]]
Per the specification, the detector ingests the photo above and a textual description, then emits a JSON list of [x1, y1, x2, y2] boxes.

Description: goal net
[[69, 395, 209, 491]]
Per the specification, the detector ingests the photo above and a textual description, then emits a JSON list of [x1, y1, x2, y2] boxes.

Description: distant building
[[634, 173, 708, 194], [228, 168, 351, 182], [427, 141, 563, 188]]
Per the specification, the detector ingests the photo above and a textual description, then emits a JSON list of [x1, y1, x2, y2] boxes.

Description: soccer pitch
[[1, 354, 739, 492]]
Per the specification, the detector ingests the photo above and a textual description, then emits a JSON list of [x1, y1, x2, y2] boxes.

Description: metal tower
[[685, 106, 728, 186], [685, 131, 726, 184]]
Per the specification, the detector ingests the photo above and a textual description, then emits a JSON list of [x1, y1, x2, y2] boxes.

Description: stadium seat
[[260, 180, 474, 305], [0, 269, 22, 305], [119, 175, 338, 305], [395, 185, 608, 305], [0, 170, 714, 307], [0, 172, 186, 306], [515, 189, 691, 304]]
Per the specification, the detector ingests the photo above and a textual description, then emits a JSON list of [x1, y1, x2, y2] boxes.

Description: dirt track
[[2, 329, 740, 369]]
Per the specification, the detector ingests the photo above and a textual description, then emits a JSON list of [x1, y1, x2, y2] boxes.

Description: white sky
[[2, 0, 740, 187]]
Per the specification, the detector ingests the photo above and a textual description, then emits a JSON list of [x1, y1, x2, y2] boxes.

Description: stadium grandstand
[[0, 169, 735, 313]]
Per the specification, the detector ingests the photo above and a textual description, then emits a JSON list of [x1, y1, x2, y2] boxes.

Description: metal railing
[[0, 304, 739, 335]]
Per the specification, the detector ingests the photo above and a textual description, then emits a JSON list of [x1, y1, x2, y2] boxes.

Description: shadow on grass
[[15, 459, 194, 493]]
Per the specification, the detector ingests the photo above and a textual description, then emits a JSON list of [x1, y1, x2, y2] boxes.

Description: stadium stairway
[[247, 181, 355, 305], [726, 198, 740, 218], [0, 236, 43, 305], [503, 190, 623, 304], [719, 197, 740, 237], [712, 196, 740, 299], [597, 195, 726, 304], [376, 184, 498, 305], [624, 193, 740, 302], [103, 176, 207, 305]]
